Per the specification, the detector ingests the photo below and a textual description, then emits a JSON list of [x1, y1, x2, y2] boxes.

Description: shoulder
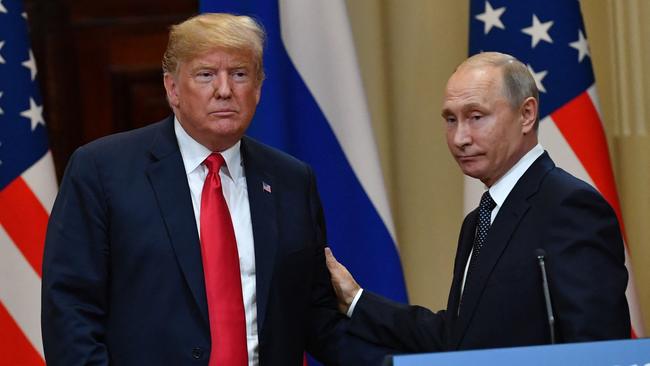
[[506, 153, 615, 220], [533, 165, 615, 220], [541, 166, 601, 200], [241, 136, 313, 176], [77, 118, 169, 157], [63, 118, 172, 179], [519, 153, 603, 203]]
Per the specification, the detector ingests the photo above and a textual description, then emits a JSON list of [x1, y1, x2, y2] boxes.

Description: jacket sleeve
[[302, 165, 347, 363], [347, 290, 448, 353], [41, 146, 110, 366]]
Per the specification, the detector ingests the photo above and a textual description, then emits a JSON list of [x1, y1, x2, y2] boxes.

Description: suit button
[[191, 347, 203, 360]]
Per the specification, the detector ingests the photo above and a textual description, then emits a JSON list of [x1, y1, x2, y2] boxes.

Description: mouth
[[210, 110, 237, 117], [456, 154, 482, 163]]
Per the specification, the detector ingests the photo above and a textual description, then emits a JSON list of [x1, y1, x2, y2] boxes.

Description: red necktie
[[200, 153, 248, 366]]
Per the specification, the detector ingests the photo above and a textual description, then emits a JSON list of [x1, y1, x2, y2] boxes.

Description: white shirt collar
[[488, 143, 545, 208], [173, 116, 244, 180]]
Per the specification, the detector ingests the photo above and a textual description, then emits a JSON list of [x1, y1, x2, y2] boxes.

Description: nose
[[213, 72, 232, 99], [451, 120, 472, 149]]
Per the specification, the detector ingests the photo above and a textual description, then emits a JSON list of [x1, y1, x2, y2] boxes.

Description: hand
[[324, 247, 361, 314]]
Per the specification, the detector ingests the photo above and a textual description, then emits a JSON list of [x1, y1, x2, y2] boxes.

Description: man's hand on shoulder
[[324, 247, 361, 314]]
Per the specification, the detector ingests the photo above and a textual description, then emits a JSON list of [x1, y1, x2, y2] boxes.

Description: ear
[[254, 81, 262, 105], [163, 73, 180, 108], [520, 96, 538, 134]]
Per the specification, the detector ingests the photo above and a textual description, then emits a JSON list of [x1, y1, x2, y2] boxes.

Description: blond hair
[[162, 13, 265, 82]]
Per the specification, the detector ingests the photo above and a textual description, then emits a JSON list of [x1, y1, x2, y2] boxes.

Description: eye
[[231, 69, 250, 82], [470, 114, 483, 121], [444, 116, 457, 124], [194, 71, 214, 83]]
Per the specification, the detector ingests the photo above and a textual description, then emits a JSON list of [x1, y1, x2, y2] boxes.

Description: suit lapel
[[241, 137, 278, 334], [447, 209, 478, 320], [452, 152, 555, 346], [146, 117, 209, 324]]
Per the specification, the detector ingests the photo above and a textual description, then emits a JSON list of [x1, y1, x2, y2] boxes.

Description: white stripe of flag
[[278, 0, 397, 242]]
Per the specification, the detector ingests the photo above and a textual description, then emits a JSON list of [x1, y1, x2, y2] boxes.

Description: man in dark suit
[[42, 13, 347, 365], [325, 52, 630, 353]]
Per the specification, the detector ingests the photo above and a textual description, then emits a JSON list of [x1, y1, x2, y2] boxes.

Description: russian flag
[[199, 0, 409, 360]]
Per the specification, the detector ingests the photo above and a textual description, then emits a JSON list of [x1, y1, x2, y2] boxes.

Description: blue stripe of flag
[[0, 0, 49, 190]]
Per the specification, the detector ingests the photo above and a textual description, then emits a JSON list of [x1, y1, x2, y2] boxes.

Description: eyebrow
[[200, 59, 252, 67], [442, 101, 486, 114], [463, 102, 486, 112], [189, 64, 215, 72], [444, 102, 491, 120]]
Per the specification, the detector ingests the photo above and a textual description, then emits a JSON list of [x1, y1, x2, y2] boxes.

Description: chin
[[205, 124, 244, 137], [461, 167, 487, 182], [457, 162, 478, 176]]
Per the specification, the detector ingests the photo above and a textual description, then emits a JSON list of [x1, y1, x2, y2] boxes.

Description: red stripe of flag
[[0, 301, 44, 365], [0, 177, 48, 277], [551, 92, 627, 239]]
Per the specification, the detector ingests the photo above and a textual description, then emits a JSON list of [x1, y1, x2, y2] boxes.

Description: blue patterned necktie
[[459, 191, 496, 313], [472, 191, 497, 260]]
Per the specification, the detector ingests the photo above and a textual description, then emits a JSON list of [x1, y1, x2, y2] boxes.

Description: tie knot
[[480, 191, 496, 211], [204, 153, 226, 173]]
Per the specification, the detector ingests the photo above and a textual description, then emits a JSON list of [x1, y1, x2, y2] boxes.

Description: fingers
[[324, 246, 361, 314], [325, 247, 348, 281], [324, 246, 333, 261], [325, 247, 338, 270]]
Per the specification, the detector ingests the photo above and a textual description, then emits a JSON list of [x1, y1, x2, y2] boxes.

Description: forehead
[[448, 66, 501, 94], [443, 66, 504, 108], [184, 48, 255, 68]]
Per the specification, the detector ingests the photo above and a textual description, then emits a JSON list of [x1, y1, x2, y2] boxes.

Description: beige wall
[[346, 0, 649, 332]]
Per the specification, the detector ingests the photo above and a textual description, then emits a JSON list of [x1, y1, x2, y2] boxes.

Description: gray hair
[[459, 52, 540, 128]]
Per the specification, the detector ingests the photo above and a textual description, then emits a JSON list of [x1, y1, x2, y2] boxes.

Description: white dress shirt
[[174, 118, 259, 366], [459, 144, 545, 297]]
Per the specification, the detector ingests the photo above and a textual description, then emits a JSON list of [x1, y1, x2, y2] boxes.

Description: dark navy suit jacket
[[348, 152, 630, 354], [42, 117, 348, 365]]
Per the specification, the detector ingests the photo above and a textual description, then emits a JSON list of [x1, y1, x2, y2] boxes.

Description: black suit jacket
[[42, 117, 347, 365], [348, 152, 630, 353]]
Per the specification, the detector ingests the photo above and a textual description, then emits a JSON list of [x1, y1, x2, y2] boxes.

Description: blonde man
[[43, 13, 354, 365]]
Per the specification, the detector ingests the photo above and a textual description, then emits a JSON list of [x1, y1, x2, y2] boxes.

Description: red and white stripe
[[464, 85, 645, 338], [0, 150, 57, 364]]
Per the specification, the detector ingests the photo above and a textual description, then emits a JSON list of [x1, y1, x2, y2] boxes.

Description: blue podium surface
[[390, 338, 650, 366]]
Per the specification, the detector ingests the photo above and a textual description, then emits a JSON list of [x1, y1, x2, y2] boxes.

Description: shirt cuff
[[346, 288, 364, 318]]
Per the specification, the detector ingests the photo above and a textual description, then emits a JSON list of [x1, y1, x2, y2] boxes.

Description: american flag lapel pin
[[262, 181, 272, 193]]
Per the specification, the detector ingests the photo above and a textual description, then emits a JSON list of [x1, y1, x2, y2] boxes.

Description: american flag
[[262, 181, 272, 194], [0, 0, 57, 363], [467, 0, 644, 337]]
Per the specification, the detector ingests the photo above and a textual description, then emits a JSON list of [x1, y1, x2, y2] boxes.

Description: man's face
[[164, 48, 261, 151], [441, 65, 533, 187]]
